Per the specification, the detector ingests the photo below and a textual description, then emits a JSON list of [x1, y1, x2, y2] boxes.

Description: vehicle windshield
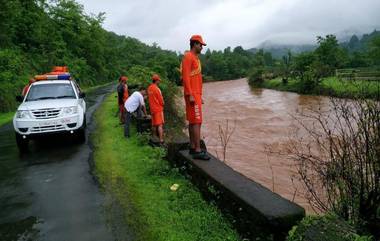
[[26, 83, 76, 101]]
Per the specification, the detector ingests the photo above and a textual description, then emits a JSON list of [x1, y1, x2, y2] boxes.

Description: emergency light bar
[[34, 74, 71, 81]]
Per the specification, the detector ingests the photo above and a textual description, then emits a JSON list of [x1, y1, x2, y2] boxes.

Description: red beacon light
[[34, 73, 71, 81]]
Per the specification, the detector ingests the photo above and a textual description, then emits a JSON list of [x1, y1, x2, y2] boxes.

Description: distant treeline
[[1, 0, 379, 112]]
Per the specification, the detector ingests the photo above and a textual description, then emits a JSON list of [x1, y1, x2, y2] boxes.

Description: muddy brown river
[[200, 78, 331, 213]]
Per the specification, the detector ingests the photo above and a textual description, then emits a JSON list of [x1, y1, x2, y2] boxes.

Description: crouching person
[[124, 87, 148, 138], [147, 74, 165, 144]]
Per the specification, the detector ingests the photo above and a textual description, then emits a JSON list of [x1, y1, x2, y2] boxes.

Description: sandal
[[191, 151, 210, 161]]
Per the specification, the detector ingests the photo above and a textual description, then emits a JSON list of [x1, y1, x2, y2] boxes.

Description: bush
[[287, 215, 373, 241], [248, 66, 264, 86], [299, 69, 319, 94], [288, 94, 380, 237], [0, 49, 31, 111]]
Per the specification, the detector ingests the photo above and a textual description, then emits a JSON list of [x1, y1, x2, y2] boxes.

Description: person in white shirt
[[124, 87, 148, 138]]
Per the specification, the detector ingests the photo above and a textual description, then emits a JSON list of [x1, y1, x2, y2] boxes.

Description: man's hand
[[189, 95, 195, 103]]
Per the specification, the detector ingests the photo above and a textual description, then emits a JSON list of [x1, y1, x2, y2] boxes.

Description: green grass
[[261, 77, 380, 99], [0, 112, 15, 127], [322, 77, 380, 99], [92, 94, 240, 241], [261, 77, 301, 92]]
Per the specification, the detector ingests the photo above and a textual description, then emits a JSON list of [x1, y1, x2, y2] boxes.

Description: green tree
[[369, 36, 380, 65], [281, 51, 292, 84], [314, 35, 348, 76]]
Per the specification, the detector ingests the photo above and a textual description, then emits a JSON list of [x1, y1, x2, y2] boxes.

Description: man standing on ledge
[[181, 35, 210, 160], [147, 74, 165, 144]]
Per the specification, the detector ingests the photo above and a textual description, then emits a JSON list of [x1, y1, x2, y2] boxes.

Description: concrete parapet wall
[[167, 137, 305, 241]]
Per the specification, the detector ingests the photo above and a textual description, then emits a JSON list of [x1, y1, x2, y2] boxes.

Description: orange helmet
[[152, 74, 161, 82], [119, 76, 128, 82]]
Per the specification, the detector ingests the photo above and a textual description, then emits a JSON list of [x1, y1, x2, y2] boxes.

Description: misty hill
[[249, 30, 380, 59], [341, 30, 380, 52], [249, 41, 316, 59]]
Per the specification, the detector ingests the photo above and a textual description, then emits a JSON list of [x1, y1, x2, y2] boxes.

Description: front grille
[[31, 108, 61, 119], [31, 124, 65, 133]]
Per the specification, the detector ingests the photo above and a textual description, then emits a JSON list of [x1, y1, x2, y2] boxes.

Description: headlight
[[62, 106, 78, 115], [16, 110, 31, 119]]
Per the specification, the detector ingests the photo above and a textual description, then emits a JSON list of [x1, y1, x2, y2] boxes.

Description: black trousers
[[124, 106, 143, 138]]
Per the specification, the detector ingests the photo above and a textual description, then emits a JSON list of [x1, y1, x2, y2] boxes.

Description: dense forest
[[0, 0, 180, 112], [1, 0, 379, 112]]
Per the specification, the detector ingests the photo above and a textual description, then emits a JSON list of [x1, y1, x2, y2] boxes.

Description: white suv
[[13, 79, 86, 151]]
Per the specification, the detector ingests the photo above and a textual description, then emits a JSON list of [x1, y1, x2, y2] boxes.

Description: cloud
[[77, 0, 380, 51]]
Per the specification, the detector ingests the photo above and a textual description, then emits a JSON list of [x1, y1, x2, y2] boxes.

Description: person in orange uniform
[[147, 74, 165, 144], [22, 78, 36, 97], [117, 76, 129, 124], [181, 35, 210, 160]]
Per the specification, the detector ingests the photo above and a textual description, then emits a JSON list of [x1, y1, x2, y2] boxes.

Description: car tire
[[76, 115, 86, 143], [15, 133, 29, 152]]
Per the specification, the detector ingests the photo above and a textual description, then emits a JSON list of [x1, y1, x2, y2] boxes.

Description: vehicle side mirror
[[79, 92, 86, 98], [16, 95, 24, 102]]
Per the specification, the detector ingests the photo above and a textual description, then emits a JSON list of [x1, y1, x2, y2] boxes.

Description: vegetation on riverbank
[[248, 33, 380, 99], [260, 76, 380, 99], [92, 94, 240, 241], [287, 215, 372, 241]]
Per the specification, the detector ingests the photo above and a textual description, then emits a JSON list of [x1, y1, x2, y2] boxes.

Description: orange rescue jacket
[[147, 83, 164, 113]]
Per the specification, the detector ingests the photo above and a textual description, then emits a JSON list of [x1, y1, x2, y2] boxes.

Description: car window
[[26, 83, 76, 101], [72, 80, 82, 95]]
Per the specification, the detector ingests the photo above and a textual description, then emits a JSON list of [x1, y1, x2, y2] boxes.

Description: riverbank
[[260, 77, 380, 100], [92, 94, 240, 241]]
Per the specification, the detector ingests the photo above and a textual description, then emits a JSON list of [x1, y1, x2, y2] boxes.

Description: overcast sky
[[77, 0, 380, 51]]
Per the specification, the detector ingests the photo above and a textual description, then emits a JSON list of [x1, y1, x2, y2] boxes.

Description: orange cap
[[119, 76, 128, 82], [152, 74, 161, 82], [190, 35, 206, 46]]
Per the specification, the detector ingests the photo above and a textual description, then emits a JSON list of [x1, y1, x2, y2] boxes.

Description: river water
[[200, 78, 331, 213]]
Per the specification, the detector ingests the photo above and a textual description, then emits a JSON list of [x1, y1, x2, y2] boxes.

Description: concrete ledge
[[167, 138, 305, 240]]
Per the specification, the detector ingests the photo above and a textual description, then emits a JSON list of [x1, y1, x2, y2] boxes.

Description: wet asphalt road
[[0, 85, 119, 241]]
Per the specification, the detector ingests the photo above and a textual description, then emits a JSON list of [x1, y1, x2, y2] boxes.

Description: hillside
[[249, 30, 380, 58], [0, 0, 180, 112]]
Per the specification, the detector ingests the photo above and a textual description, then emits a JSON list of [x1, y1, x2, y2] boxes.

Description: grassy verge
[[260, 77, 380, 99], [0, 112, 15, 127], [92, 94, 240, 241]]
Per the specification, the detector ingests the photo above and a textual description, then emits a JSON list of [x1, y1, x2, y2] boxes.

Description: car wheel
[[15, 133, 29, 152], [76, 115, 86, 143]]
